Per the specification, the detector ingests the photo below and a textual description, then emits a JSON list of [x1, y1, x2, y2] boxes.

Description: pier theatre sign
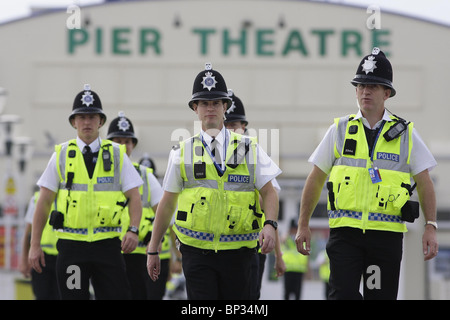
[[67, 27, 390, 57]]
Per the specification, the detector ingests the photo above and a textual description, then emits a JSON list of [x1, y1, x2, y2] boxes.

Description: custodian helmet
[[188, 63, 232, 110], [351, 47, 396, 97], [225, 89, 248, 126], [69, 84, 107, 126], [106, 111, 138, 146]]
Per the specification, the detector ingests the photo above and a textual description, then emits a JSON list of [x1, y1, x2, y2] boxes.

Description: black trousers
[[180, 244, 256, 300], [123, 253, 169, 300], [250, 253, 266, 300], [56, 238, 130, 300], [326, 227, 403, 300], [284, 272, 304, 300]]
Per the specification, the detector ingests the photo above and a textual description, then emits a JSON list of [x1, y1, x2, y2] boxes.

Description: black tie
[[211, 138, 222, 169], [83, 145, 95, 178], [83, 145, 91, 155]]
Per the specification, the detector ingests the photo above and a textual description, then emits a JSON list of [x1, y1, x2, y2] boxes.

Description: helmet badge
[[81, 84, 95, 107], [361, 55, 377, 74], [117, 111, 130, 132], [201, 62, 217, 91], [226, 89, 236, 114]]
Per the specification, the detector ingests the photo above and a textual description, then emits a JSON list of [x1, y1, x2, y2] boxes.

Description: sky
[[0, 0, 449, 26]]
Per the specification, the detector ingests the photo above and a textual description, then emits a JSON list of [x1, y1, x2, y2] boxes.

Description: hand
[[122, 231, 139, 254], [28, 245, 45, 274], [274, 255, 286, 278], [423, 224, 438, 261], [259, 225, 276, 254], [147, 254, 161, 282], [19, 260, 32, 278], [295, 226, 311, 255]]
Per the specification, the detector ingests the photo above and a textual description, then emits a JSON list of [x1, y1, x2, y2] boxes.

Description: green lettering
[[256, 29, 275, 56], [222, 29, 246, 55], [341, 30, 362, 56], [140, 28, 161, 55], [282, 30, 308, 56], [112, 28, 131, 55], [95, 28, 102, 54], [372, 29, 390, 56], [311, 29, 334, 56], [68, 29, 88, 54], [192, 28, 216, 55]]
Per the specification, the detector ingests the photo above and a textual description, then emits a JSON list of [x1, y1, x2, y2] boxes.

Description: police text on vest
[[228, 174, 250, 183]]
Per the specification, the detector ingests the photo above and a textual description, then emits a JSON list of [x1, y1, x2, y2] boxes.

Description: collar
[[77, 136, 101, 153], [354, 109, 392, 129], [200, 126, 227, 148]]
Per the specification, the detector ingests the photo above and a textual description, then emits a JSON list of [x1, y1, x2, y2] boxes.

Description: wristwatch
[[425, 221, 438, 229], [264, 220, 278, 230], [127, 226, 139, 235]]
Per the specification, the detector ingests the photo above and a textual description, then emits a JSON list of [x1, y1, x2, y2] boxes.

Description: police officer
[[29, 84, 143, 299], [20, 190, 59, 299], [295, 48, 438, 299], [224, 90, 249, 135], [224, 90, 285, 300], [106, 111, 167, 300], [281, 219, 308, 300], [147, 63, 281, 300]]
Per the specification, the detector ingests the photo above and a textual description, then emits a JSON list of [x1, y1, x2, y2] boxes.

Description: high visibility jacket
[[282, 237, 308, 273], [327, 114, 413, 233], [35, 192, 58, 256], [54, 139, 128, 242], [173, 131, 263, 251], [121, 163, 170, 258]]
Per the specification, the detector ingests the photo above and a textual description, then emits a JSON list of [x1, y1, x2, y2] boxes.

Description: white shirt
[[24, 194, 37, 224], [37, 137, 143, 193], [309, 110, 437, 176], [162, 127, 282, 192]]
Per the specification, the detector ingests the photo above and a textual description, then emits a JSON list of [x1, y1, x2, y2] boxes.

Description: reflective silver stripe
[[111, 144, 122, 189], [335, 116, 349, 158], [58, 141, 70, 179], [328, 210, 403, 224], [94, 183, 121, 192], [183, 136, 196, 187], [184, 179, 218, 189], [139, 165, 151, 208], [223, 182, 255, 192], [333, 157, 367, 168], [175, 224, 259, 243], [58, 182, 88, 191]]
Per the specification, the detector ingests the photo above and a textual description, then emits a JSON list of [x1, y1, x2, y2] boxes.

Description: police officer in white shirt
[[147, 64, 281, 299], [29, 84, 143, 299]]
